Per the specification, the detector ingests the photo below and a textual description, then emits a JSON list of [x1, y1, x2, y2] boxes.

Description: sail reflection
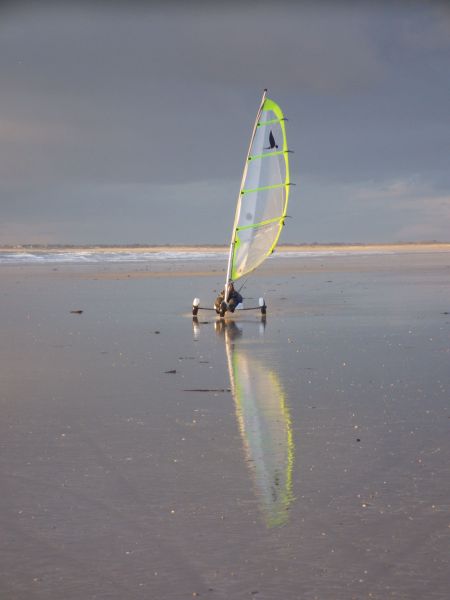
[[215, 320, 295, 527]]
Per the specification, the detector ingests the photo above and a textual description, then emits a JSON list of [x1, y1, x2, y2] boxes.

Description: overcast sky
[[1, 0, 449, 245]]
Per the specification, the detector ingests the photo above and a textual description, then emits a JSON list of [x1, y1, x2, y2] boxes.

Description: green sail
[[228, 94, 291, 282]]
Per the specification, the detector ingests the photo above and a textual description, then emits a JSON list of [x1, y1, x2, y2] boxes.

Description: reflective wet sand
[[1, 251, 449, 599]]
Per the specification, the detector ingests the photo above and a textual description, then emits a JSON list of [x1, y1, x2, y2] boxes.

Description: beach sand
[[1, 248, 449, 599]]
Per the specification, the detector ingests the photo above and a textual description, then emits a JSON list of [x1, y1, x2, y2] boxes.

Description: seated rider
[[227, 282, 243, 312], [214, 282, 243, 313]]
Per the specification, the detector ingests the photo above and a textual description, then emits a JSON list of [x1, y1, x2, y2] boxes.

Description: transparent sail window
[[237, 186, 286, 230], [232, 221, 282, 279]]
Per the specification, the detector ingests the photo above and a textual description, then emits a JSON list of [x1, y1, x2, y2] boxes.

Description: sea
[[0, 248, 227, 265], [0, 245, 407, 265]]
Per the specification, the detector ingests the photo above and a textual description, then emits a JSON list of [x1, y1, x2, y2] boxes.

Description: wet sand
[[1, 249, 449, 599]]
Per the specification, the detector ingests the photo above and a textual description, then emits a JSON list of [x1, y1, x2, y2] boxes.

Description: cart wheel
[[259, 297, 267, 315], [192, 298, 200, 316]]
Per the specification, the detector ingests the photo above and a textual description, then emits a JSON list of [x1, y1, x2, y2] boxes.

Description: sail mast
[[224, 89, 267, 303]]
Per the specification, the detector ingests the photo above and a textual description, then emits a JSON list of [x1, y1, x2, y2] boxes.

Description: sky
[[1, 0, 449, 245]]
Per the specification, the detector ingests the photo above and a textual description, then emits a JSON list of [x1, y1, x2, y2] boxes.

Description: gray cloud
[[0, 1, 449, 244]]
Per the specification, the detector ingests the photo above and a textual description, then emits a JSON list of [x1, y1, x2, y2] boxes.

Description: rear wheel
[[259, 297, 266, 315]]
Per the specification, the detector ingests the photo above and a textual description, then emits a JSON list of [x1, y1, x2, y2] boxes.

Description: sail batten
[[236, 216, 283, 232], [257, 118, 286, 126], [226, 91, 291, 284], [242, 182, 288, 195], [249, 150, 288, 161]]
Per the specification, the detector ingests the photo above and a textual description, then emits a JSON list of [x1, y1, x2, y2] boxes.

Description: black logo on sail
[[265, 130, 278, 150]]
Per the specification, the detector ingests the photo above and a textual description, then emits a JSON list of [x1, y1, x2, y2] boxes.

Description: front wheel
[[219, 301, 227, 318]]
